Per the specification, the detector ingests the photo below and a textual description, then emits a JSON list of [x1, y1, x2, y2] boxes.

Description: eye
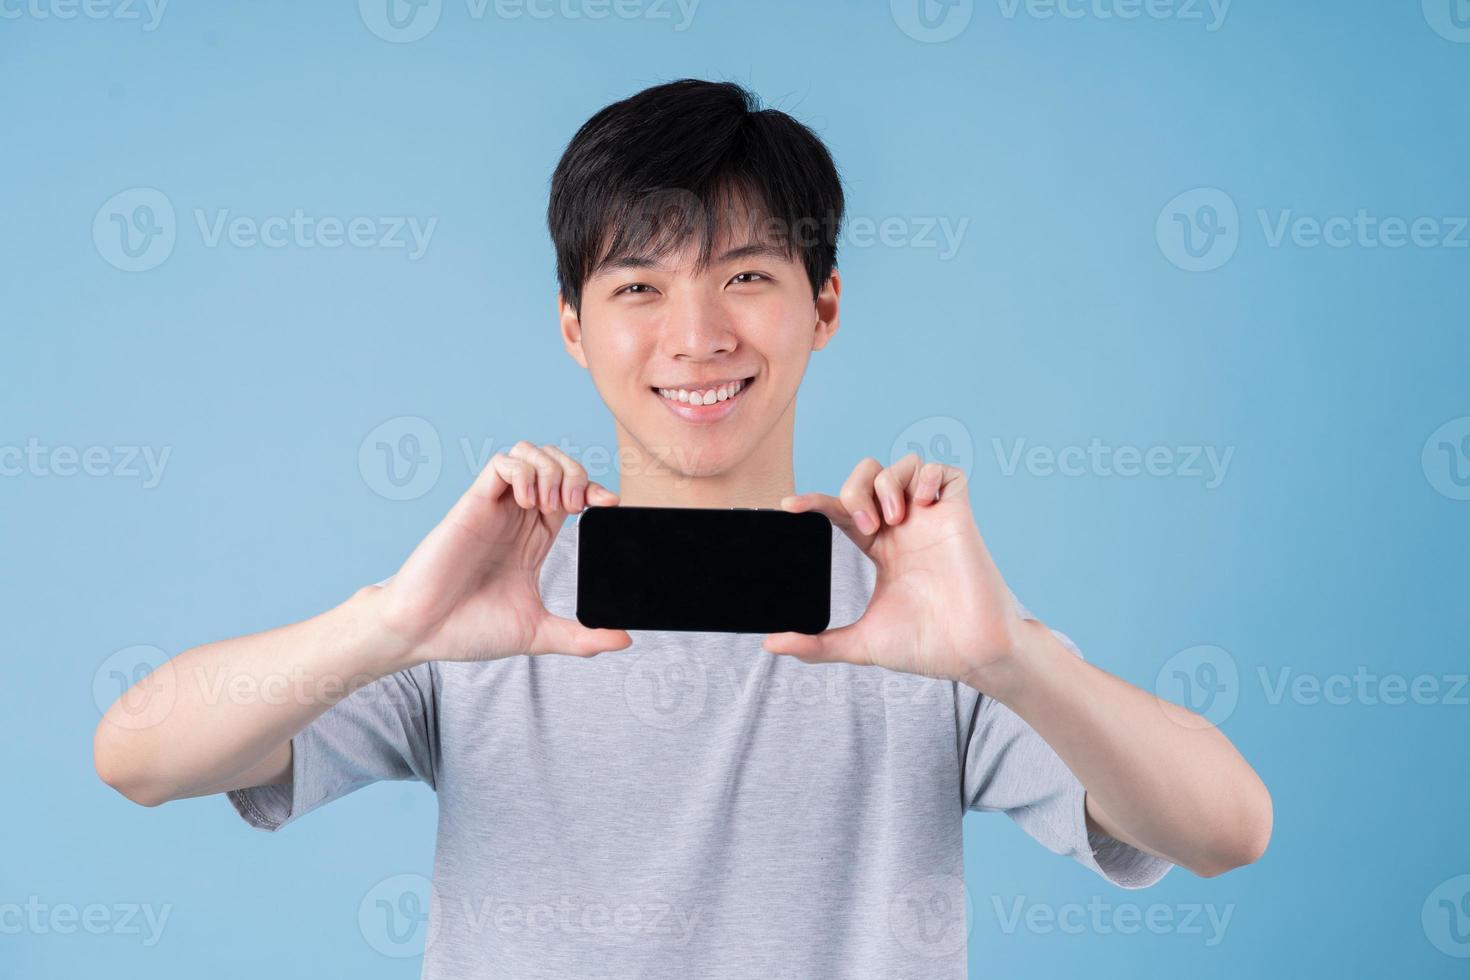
[[729, 272, 769, 286], [614, 283, 658, 297]]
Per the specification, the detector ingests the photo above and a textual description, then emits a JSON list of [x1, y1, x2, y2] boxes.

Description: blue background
[[4, 0, 1468, 976]]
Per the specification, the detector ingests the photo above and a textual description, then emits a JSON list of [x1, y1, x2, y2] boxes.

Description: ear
[[811, 268, 842, 352], [558, 292, 589, 369]]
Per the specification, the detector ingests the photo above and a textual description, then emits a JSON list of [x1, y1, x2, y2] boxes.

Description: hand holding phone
[[373, 442, 635, 661]]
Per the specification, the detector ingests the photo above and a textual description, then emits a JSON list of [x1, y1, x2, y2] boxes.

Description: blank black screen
[[575, 505, 832, 634]]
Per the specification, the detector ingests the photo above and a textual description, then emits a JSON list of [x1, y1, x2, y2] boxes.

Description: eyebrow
[[591, 242, 791, 278]]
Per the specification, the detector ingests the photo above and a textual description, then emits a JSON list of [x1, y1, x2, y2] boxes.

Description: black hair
[[547, 78, 845, 315]]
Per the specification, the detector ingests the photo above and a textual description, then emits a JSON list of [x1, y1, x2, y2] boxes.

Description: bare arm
[[94, 441, 631, 808], [975, 620, 1272, 877], [92, 586, 409, 807], [767, 453, 1272, 879]]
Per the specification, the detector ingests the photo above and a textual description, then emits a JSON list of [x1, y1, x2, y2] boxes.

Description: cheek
[[579, 315, 648, 385], [738, 299, 817, 363]]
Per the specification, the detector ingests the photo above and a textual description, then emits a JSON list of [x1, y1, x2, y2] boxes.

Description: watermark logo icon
[[359, 873, 439, 957], [1423, 875, 1470, 957], [360, 0, 442, 42], [359, 416, 442, 501], [891, 0, 974, 42], [889, 873, 973, 958], [1422, 417, 1470, 501], [624, 650, 708, 730], [1155, 644, 1239, 727], [889, 416, 975, 478], [1424, 0, 1470, 42], [92, 645, 176, 730], [1156, 188, 1239, 272], [94, 188, 176, 272]]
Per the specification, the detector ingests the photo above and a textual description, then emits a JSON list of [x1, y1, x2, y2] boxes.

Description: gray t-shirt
[[229, 512, 1171, 977]]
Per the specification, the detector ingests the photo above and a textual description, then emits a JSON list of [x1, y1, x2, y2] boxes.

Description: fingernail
[[882, 497, 896, 522], [856, 510, 877, 534]]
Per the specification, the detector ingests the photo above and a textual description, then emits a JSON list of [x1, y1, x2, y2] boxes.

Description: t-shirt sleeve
[[958, 593, 1173, 890], [227, 654, 438, 833]]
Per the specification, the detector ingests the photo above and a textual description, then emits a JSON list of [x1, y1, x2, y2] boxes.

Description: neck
[[610, 407, 797, 509]]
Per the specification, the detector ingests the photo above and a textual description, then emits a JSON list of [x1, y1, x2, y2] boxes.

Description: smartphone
[[575, 505, 832, 634]]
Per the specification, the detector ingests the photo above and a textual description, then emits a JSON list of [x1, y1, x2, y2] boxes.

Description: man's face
[[561, 205, 840, 479]]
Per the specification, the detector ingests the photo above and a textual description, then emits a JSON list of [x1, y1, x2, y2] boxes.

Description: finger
[[538, 443, 587, 513], [875, 452, 923, 526], [467, 449, 515, 502], [507, 441, 562, 515], [909, 461, 965, 507], [762, 623, 864, 666], [491, 454, 537, 510], [876, 455, 923, 525], [781, 491, 872, 550], [585, 481, 620, 505], [529, 614, 633, 657], [838, 457, 885, 536]]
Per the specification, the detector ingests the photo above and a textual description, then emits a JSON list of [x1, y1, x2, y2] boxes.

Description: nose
[[659, 290, 737, 360]]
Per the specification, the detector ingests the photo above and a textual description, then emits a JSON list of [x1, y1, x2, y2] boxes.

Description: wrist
[[959, 617, 1076, 708], [336, 584, 426, 678]]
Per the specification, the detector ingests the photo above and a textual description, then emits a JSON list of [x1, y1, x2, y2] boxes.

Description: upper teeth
[[658, 378, 746, 405]]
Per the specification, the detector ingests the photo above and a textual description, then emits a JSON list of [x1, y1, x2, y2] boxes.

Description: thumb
[[530, 614, 633, 657], [585, 482, 620, 507], [762, 623, 863, 666]]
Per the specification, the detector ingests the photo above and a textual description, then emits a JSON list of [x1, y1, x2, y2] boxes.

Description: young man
[[94, 78, 1271, 978]]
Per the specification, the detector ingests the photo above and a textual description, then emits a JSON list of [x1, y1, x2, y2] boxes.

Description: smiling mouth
[[650, 375, 756, 407]]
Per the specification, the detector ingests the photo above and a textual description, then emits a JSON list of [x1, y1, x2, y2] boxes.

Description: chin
[[634, 424, 742, 479]]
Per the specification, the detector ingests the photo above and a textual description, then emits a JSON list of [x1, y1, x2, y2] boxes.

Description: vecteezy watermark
[[193, 209, 436, 259], [1257, 666, 1469, 708], [622, 653, 943, 731], [358, 0, 699, 43], [890, 0, 974, 42], [358, 0, 443, 42], [1152, 643, 1234, 728], [891, 0, 1230, 43], [840, 215, 971, 260], [1155, 644, 1469, 728], [1423, 416, 1470, 501], [93, 644, 424, 729], [623, 649, 709, 731], [992, 437, 1235, 489], [359, 416, 443, 502], [360, 874, 440, 958], [1155, 644, 1240, 727], [1257, 210, 1470, 250], [478, 894, 700, 946], [1423, 875, 1470, 958], [93, 188, 438, 271], [364, 881, 701, 951], [1158, 187, 1470, 272], [0, 898, 173, 946], [0, 438, 171, 488], [889, 416, 976, 479], [92, 645, 177, 731], [889, 874, 973, 958], [1423, 0, 1470, 43], [0, 0, 168, 30], [357, 416, 713, 502], [595, 188, 967, 262], [93, 188, 176, 272], [990, 895, 1234, 946], [1156, 187, 1240, 272], [994, 0, 1230, 30]]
